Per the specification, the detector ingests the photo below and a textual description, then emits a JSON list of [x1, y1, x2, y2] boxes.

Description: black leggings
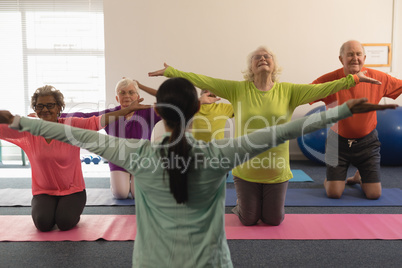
[[31, 190, 86, 232]]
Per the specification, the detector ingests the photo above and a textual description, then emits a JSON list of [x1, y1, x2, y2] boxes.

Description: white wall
[[392, 0, 402, 78], [104, 0, 402, 159]]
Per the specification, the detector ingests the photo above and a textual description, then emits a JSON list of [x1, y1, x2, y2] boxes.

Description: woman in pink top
[[0, 85, 149, 232]]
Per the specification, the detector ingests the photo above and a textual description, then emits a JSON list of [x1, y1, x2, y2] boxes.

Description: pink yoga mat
[[0, 214, 401, 241], [224, 214, 402, 240], [0, 215, 136, 241]]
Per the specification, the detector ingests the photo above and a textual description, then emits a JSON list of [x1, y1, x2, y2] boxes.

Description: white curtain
[[0, 0, 105, 115]]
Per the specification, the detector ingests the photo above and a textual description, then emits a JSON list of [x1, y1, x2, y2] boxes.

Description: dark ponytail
[[156, 78, 199, 204]]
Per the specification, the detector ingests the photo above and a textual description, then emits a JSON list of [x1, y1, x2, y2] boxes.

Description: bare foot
[[346, 171, 361, 185]]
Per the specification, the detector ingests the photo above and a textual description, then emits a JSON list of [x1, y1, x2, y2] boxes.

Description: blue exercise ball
[[376, 107, 402, 166], [297, 105, 327, 165]]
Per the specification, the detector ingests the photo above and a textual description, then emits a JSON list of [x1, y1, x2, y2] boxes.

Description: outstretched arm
[[100, 98, 151, 127], [355, 71, 382, 85], [199, 90, 221, 104], [148, 62, 169, 77], [149, 63, 238, 101], [275, 98, 396, 143], [215, 99, 397, 170], [291, 72, 382, 108], [136, 81, 158, 96], [0, 111, 14, 124], [60, 110, 105, 119], [346, 98, 397, 113], [0, 112, 147, 171]]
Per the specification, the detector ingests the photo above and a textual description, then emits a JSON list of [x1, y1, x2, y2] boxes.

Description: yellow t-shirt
[[192, 103, 234, 142]]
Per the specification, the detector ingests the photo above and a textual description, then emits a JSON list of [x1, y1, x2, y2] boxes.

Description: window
[[0, 0, 105, 115]]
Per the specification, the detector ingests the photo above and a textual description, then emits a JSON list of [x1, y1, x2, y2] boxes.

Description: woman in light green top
[[148, 45, 382, 226], [0, 77, 393, 268]]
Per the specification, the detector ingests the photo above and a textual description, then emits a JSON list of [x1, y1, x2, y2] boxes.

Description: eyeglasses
[[118, 90, 138, 96], [34, 103, 57, 111], [253, 54, 273, 60]]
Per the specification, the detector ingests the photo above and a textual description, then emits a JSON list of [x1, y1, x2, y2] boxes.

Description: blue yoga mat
[[226, 169, 313, 183], [225, 187, 402, 207], [284, 187, 402, 207], [1, 187, 402, 207]]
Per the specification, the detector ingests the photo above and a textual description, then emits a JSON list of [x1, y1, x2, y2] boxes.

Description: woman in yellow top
[[192, 90, 234, 142], [148, 45, 381, 226], [138, 82, 234, 142]]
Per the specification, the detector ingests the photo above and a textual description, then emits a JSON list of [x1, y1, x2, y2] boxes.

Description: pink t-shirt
[[0, 116, 102, 196]]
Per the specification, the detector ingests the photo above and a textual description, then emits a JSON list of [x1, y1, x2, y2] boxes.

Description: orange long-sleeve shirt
[[312, 67, 402, 138]]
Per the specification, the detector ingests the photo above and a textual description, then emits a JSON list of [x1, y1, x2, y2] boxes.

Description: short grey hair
[[242, 45, 282, 82], [115, 78, 139, 94], [31, 85, 65, 111]]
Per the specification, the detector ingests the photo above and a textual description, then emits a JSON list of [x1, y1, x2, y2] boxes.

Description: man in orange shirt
[[312, 40, 402, 199]]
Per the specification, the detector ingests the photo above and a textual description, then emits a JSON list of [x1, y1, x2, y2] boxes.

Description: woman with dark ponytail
[[0, 77, 396, 267], [156, 78, 199, 204]]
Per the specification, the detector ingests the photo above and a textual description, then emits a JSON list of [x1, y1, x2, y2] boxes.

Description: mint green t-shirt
[[16, 103, 352, 267]]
